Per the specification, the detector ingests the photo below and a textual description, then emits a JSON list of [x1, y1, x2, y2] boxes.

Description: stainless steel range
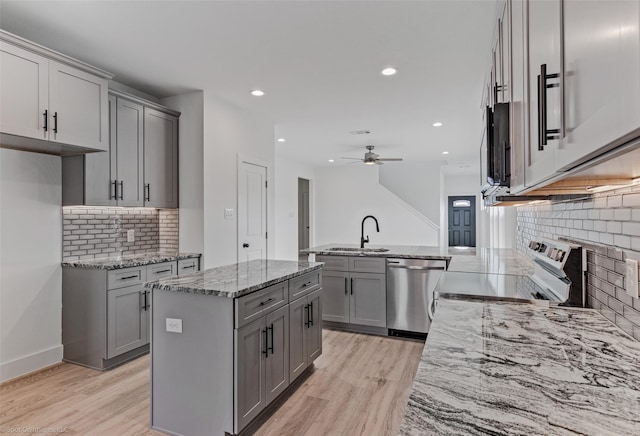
[[432, 238, 586, 320]]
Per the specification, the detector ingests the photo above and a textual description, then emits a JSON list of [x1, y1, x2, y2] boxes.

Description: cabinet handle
[[43, 110, 48, 132], [259, 297, 275, 306], [146, 291, 151, 310], [118, 181, 124, 200], [181, 265, 195, 270], [120, 274, 139, 280], [304, 304, 310, 328], [111, 180, 118, 200], [302, 281, 314, 288], [309, 301, 314, 326], [344, 277, 347, 295], [154, 269, 171, 274], [268, 324, 274, 355], [537, 63, 560, 150], [143, 291, 148, 311], [351, 278, 353, 295], [262, 328, 269, 358], [53, 112, 58, 133], [145, 183, 150, 202]]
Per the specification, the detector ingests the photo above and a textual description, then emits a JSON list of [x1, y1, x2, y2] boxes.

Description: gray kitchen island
[[145, 259, 323, 436]]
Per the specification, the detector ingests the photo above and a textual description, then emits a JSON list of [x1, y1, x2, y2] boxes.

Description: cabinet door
[[0, 42, 49, 141], [305, 290, 322, 363], [320, 270, 349, 323], [48, 61, 109, 152], [349, 273, 386, 328], [144, 108, 178, 208], [289, 296, 308, 383], [557, 0, 640, 170], [107, 284, 147, 359], [265, 305, 289, 405], [116, 98, 145, 207], [234, 317, 266, 432], [509, 0, 527, 193], [84, 94, 117, 205], [524, 0, 561, 187]]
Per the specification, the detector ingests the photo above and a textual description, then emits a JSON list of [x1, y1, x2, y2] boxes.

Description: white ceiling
[[0, 0, 495, 167]]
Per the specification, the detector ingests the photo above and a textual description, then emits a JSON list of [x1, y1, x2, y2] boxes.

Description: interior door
[[0, 42, 49, 141], [238, 161, 267, 262], [448, 196, 476, 247], [144, 108, 178, 208], [298, 178, 310, 256]]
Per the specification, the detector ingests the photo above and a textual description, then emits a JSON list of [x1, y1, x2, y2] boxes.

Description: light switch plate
[[224, 208, 234, 219], [166, 318, 183, 333], [626, 259, 639, 298], [127, 229, 135, 242]]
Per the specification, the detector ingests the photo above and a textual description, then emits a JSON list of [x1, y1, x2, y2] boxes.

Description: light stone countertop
[[145, 259, 323, 298], [303, 244, 534, 276], [400, 299, 640, 435], [62, 252, 201, 270]]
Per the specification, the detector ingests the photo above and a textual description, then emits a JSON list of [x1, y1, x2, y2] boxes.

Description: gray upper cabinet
[[107, 284, 148, 359], [62, 91, 179, 207], [0, 31, 112, 155], [144, 108, 178, 208]]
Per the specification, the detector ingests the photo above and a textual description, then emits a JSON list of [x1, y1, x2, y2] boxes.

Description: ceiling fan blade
[[340, 157, 363, 160], [375, 161, 384, 165], [347, 161, 362, 165], [377, 158, 403, 162]]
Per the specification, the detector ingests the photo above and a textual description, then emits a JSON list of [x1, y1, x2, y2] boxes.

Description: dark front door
[[448, 196, 476, 247]]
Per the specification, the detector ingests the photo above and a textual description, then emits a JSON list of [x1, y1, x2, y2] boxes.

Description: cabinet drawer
[[235, 281, 288, 328], [178, 257, 200, 275], [289, 270, 321, 301], [147, 261, 177, 280], [349, 257, 385, 273], [107, 267, 146, 290], [316, 255, 349, 271]]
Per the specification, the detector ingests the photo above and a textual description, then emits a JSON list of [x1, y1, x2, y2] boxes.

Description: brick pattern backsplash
[[517, 184, 640, 341], [159, 209, 179, 252], [63, 207, 179, 261]]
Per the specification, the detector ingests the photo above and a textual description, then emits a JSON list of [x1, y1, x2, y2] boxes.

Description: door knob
[[243, 243, 250, 248]]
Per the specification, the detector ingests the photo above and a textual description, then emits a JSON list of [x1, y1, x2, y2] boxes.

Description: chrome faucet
[[360, 215, 380, 248]]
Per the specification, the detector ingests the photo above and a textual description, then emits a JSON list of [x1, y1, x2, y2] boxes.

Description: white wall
[[161, 91, 205, 257], [314, 165, 439, 246], [202, 94, 275, 268], [378, 161, 442, 226], [274, 156, 315, 260], [440, 171, 487, 248], [0, 149, 62, 382]]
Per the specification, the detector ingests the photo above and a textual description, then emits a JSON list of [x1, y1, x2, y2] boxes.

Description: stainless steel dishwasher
[[387, 258, 447, 335]]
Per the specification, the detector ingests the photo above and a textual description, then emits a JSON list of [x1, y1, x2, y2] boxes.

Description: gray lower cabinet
[[317, 256, 386, 329], [107, 284, 148, 358], [289, 289, 322, 383], [265, 306, 290, 404]]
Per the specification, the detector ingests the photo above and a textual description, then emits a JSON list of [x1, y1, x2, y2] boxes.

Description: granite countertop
[[145, 259, 323, 298], [303, 244, 534, 276], [62, 252, 201, 270], [400, 299, 640, 435]]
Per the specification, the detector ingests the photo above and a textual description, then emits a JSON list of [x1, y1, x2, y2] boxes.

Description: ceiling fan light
[[364, 161, 376, 165]]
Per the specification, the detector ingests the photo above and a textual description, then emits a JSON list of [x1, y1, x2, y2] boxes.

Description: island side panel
[[151, 290, 234, 436]]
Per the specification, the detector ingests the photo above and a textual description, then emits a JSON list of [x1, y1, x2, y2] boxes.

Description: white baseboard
[[0, 345, 63, 383]]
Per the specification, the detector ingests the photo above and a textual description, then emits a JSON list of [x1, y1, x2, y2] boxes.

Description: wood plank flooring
[[0, 329, 424, 436]]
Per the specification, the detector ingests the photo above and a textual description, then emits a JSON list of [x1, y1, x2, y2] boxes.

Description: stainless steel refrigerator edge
[[386, 258, 447, 334]]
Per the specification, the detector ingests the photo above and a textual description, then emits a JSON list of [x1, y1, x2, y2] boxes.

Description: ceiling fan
[[341, 145, 403, 165]]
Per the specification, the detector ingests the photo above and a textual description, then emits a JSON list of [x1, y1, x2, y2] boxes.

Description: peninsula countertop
[[302, 244, 534, 275], [145, 259, 323, 298], [62, 252, 201, 270], [400, 299, 640, 435]]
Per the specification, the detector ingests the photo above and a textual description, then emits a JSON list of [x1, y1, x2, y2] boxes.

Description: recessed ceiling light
[[381, 67, 398, 76], [250, 89, 264, 97], [442, 151, 449, 155], [277, 138, 286, 143], [433, 122, 443, 127], [328, 159, 335, 163]]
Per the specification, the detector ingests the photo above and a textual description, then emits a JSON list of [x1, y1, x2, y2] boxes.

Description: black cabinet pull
[[120, 274, 138, 280], [146, 291, 150, 310], [182, 265, 195, 270], [344, 277, 347, 295], [43, 110, 48, 132], [268, 324, 274, 354], [111, 180, 118, 200], [537, 63, 560, 150], [118, 181, 123, 200], [351, 278, 353, 295], [143, 291, 148, 311], [309, 301, 314, 326], [302, 281, 314, 288], [259, 297, 275, 306], [145, 183, 150, 202], [52, 112, 58, 133], [155, 269, 171, 274], [262, 328, 269, 358], [304, 304, 310, 328]]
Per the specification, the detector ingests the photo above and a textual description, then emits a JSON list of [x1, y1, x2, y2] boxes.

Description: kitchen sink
[[327, 247, 390, 253]]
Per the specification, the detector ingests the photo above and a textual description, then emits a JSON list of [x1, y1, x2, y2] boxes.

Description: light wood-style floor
[[0, 329, 424, 436]]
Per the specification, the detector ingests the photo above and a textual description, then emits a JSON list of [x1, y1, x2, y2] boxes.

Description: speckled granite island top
[[62, 252, 201, 270], [400, 299, 640, 435], [303, 244, 534, 275], [145, 259, 323, 298]]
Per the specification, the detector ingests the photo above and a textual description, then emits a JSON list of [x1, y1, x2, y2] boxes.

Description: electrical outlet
[[626, 259, 639, 298], [127, 229, 135, 242], [166, 318, 183, 333]]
